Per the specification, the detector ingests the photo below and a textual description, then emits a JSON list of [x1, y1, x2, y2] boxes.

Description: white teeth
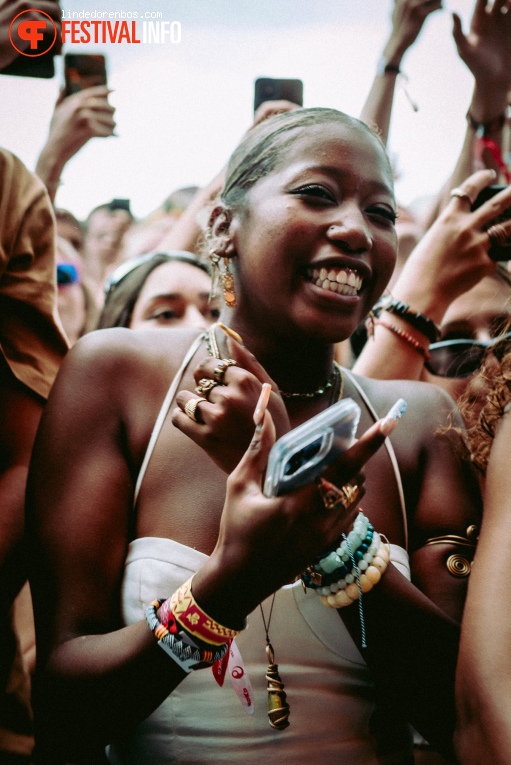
[[308, 266, 364, 296]]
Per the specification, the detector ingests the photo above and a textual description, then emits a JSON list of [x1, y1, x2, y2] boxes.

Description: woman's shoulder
[[49, 327, 205, 413], [347, 372, 460, 436]]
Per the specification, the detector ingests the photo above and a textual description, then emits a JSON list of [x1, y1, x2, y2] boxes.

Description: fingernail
[[218, 322, 243, 344], [253, 383, 271, 427], [379, 398, 407, 436]]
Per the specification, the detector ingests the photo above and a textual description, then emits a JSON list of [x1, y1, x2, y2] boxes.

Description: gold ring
[[316, 477, 360, 511], [487, 223, 509, 249], [195, 378, 219, 400], [213, 358, 237, 385], [184, 398, 204, 423], [449, 187, 474, 206]]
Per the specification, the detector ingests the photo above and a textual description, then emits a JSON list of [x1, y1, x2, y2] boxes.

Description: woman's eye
[[207, 307, 221, 320], [367, 206, 397, 224], [290, 185, 335, 202], [150, 310, 177, 322]]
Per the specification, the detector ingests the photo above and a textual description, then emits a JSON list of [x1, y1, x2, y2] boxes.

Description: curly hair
[[457, 335, 511, 475]]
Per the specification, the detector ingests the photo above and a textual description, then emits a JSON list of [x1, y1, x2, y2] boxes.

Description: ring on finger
[[195, 377, 219, 400], [316, 477, 361, 511], [487, 222, 509, 249], [213, 358, 237, 385], [449, 187, 474, 206], [184, 397, 205, 423]]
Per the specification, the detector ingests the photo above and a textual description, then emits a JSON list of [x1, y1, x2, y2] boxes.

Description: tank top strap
[[342, 368, 408, 551], [134, 333, 204, 506]]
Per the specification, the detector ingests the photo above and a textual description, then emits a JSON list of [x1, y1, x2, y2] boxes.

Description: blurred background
[[0, 0, 478, 218]]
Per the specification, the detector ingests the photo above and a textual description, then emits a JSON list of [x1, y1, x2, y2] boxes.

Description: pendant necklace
[[260, 594, 290, 731]]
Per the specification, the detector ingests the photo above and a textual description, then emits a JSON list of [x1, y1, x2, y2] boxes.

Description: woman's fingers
[[448, 170, 497, 211]]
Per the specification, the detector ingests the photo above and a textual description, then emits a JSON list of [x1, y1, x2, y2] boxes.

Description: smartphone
[[263, 398, 361, 498], [64, 53, 107, 97], [254, 77, 303, 112], [471, 185, 511, 261]]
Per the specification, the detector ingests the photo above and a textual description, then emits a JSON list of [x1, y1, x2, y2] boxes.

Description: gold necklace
[[205, 324, 344, 403]]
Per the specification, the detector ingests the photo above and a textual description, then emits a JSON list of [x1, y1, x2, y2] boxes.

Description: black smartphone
[[254, 77, 303, 112], [64, 53, 107, 97], [471, 185, 511, 261]]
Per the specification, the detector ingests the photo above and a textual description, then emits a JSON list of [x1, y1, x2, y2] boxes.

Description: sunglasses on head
[[57, 263, 80, 286], [424, 332, 511, 378]]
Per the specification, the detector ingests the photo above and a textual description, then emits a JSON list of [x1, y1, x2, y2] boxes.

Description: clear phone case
[[263, 398, 361, 497]]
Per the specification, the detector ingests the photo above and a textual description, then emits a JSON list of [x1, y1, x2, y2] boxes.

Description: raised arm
[[353, 171, 511, 381], [35, 86, 116, 204], [360, 0, 441, 144], [423, 0, 511, 227]]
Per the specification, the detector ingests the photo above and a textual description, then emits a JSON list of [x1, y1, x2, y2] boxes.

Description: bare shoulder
[[348, 373, 460, 445], [47, 326, 204, 417]]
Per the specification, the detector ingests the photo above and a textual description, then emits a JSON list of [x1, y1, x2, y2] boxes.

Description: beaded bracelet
[[374, 318, 431, 361], [302, 516, 376, 590], [312, 532, 382, 595], [319, 543, 389, 609], [374, 294, 441, 343], [170, 577, 243, 646], [146, 599, 229, 673]]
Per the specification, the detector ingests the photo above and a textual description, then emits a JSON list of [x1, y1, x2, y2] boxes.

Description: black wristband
[[373, 294, 441, 343]]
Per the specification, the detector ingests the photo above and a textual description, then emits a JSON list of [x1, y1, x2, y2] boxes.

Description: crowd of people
[[2, 0, 511, 763]]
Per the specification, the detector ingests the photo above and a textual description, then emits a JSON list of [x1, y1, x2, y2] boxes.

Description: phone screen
[[64, 53, 107, 96], [254, 78, 303, 112]]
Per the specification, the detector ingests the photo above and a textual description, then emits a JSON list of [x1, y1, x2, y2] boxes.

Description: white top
[[107, 537, 412, 764]]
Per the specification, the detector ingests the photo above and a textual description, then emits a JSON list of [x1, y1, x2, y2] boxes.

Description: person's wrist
[[35, 148, 65, 187], [469, 84, 510, 124], [191, 554, 253, 631]]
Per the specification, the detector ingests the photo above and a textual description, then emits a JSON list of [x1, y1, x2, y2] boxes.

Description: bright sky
[[0, 0, 478, 220]]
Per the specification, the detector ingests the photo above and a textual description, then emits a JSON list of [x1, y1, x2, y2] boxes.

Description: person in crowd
[[82, 200, 134, 301], [441, 331, 511, 764], [55, 236, 99, 346], [54, 209, 84, 254], [97, 251, 219, 331], [0, 148, 68, 763], [352, 0, 511, 403], [26, 106, 488, 765]]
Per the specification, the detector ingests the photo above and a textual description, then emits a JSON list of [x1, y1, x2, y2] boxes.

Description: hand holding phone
[[471, 185, 511, 261]]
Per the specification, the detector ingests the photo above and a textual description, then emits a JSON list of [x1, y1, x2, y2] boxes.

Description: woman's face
[[230, 121, 397, 343], [424, 274, 511, 403], [129, 260, 220, 331]]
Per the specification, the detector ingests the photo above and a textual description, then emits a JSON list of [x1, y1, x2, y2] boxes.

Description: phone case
[[64, 54, 107, 96], [254, 78, 304, 112], [263, 398, 361, 497]]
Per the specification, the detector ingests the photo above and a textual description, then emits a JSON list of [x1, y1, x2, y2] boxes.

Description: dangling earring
[[221, 257, 236, 308]]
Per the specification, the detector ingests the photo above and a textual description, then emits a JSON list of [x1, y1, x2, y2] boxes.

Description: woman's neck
[[217, 313, 337, 396]]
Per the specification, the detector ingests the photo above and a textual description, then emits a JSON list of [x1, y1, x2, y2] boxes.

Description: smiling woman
[[27, 107, 481, 764]]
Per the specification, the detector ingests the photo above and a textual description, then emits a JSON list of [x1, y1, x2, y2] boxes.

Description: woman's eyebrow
[[290, 165, 394, 196]]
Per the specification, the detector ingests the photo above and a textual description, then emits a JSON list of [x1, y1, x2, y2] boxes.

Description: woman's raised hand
[[452, 0, 511, 88], [172, 336, 290, 474], [192, 389, 397, 623], [391, 170, 511, 324]]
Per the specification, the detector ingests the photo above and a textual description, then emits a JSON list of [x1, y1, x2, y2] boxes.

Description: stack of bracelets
[[371, 293, 441, 361], [300, 511, 389, 609], [146, 577, 242, 673]]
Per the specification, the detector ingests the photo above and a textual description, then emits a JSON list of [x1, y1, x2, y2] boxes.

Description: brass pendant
[[265, 642, 290, 731]]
